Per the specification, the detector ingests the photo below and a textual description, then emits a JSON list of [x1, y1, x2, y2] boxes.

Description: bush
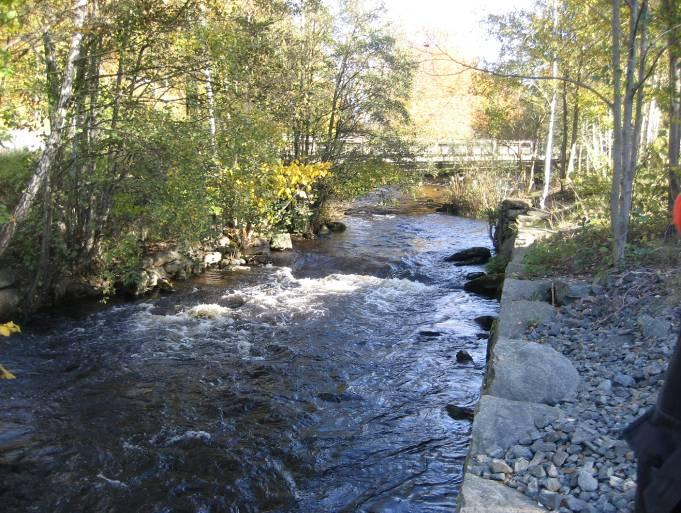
[[486, 254, 509, 274], [0, 150, 35, 218], [446, 165, 526, 218]]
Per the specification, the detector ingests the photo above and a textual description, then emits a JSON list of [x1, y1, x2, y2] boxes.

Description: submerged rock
[[446, 404, 475, 421], [317, 392, 361, 403], [466, 271, 486, 280], [445, 246, 491, 266], [326, 221, 347, 233], [474, 315, 496, 331], [456, 350, 474, 363]]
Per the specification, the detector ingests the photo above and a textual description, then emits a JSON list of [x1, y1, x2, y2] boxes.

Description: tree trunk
[[566, 76, 581, 180], [199, 1, 216, 149], [559, 76, 569, 184], [664, 0, 681, 210], [0, 0, 88, 258], [611, 0, 649, 265], [540, 0, 559, 210]]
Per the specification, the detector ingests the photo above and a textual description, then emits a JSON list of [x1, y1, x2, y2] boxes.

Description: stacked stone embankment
[[458, 202, 680, 512]]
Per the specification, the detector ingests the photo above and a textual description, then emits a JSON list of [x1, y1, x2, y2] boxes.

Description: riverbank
[[458, 203, 680, 512], [0, 182, 455, 322]]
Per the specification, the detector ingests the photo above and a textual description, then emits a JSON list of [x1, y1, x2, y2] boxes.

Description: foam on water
[[185, 304, 233, 320], [225, 267, 435, 324]]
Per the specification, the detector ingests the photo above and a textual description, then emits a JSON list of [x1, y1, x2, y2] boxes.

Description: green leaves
[[0, 203, 10, 224]]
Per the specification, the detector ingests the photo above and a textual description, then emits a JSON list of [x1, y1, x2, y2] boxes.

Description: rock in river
[[466, 271, 486, 280], [456, 350, 474, 363], [326, 221, 347, 233], [474, 315, 496, 331], [445, 246, 491, 266], [446, 404, 475, 421], [464, 274, 504, 298], [270, 233, 293, 251]]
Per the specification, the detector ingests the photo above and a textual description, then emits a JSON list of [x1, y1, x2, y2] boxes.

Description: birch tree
[[0, 0, 88, 258], [610, 0, 650, 264], [539, 0, 559, 209]]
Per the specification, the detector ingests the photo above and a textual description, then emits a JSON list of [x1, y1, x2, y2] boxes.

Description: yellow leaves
[[0, 364, 15, 380], [212, 161, 332, 230], [1, 321, 20, 379], [0, 321, 20, 337], [260, 161, 332, 201]]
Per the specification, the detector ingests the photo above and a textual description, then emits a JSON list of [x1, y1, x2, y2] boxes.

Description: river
[[1, 200, 497, 513]]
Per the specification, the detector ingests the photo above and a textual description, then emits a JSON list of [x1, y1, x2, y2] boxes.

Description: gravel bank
[[465, 268, 679, 512]]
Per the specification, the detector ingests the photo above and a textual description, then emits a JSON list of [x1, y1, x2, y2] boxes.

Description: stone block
[[458, 473, 546, 513], [470, 395, 561, 456], [487, 338, 580, 405], [497, 300, 555, 339]]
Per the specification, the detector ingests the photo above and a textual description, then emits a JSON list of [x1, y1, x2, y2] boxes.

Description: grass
[[522, 222, 681, 279]]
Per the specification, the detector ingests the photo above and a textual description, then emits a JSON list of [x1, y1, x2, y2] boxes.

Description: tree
[[0, 0, 88, 258], [662, 0, 681, 210], [540, 0, 559, 209], [610, 0, 651, 264]]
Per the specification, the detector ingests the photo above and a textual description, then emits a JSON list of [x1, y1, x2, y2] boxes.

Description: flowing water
[[0, 203, 497, 513]]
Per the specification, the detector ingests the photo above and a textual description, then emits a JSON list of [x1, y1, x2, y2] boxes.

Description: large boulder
[[488, 338, 580, 405], [470, 395, 561, 455], [146, 249, 183, 268], [463, 273, 504, 298], [163, 257, 193, 278], [126, 268, 173, 296], [270, 233, 293, 251], [445, 246, 491, 266], [459, 474, 546, 513], [638, 313, 672, 340], [553, 279, 592, 306]]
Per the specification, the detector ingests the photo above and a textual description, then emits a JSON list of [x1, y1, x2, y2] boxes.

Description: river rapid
[[1, 200, 497, 513]]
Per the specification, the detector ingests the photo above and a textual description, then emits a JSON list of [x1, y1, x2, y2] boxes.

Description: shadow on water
[[0, 197, 497, 513]]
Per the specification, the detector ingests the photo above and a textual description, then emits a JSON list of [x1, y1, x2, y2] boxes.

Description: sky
[[384, 0, 535, 60]]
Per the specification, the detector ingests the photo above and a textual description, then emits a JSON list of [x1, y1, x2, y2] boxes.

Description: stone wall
[[457, 210, 577, 512]]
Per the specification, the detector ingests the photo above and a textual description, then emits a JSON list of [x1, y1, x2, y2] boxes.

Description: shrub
[[446, 165, 526, 218]]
